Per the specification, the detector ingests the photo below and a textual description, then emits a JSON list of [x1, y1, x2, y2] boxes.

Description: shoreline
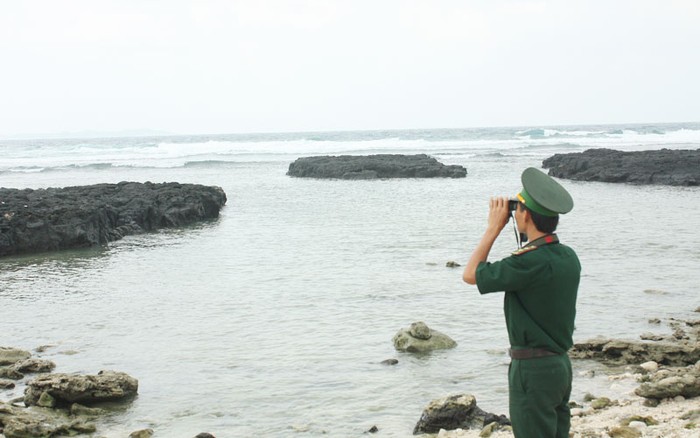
[[418, 308, 700, 438], [2, 311, 698, 437], [427, 376, 700, 438]]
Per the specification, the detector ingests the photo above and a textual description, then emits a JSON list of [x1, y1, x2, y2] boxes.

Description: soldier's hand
[[487, 197, 509, 233]]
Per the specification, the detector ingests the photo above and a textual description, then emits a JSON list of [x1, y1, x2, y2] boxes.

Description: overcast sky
[[1, 0, 699, 138]]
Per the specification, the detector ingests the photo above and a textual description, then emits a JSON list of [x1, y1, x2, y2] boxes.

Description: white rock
[[290, 424, 310, 432], [629, 421, 647, 429], [609, 372, 634, 381], [640, 361, 659, 373], [570, 408, 584, 417], [674, 395, 685, 402]]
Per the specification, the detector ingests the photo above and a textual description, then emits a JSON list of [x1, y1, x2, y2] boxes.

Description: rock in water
[[542, 148, 700, 186], [24, 371, 138, 406], [0, 401, 95, 438], [393, 322, 457, 353], [0, 182, 227, 257], [409, 322, 432, 340], [13, 358, 56, 373], [129, 429, 154, 438], [413, 394, 507, 434], [570, 338, 699, 366], [287, 154, 467, 179], [0, 347, 31, 366], [634, 361, 700, 400]]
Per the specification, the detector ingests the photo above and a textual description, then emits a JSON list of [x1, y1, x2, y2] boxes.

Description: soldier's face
[[514, 205, 528, 233]]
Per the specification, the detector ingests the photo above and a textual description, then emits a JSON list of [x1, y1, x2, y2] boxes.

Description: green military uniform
[[475, 168, 580, 438]]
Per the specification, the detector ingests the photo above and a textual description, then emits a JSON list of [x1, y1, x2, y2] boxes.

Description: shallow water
[[1, 125, 699, 437]]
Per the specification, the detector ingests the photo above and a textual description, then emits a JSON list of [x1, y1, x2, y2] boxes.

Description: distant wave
[[2, 166, 46, 173], [1, 163, 144, 173], [515, 127, 675, 139], [2, 124, 699, 171], [474, 152, 507, 158], [517, 142, 581, 150], [183, 160, 275, 167], [40, 163, 127, 172]]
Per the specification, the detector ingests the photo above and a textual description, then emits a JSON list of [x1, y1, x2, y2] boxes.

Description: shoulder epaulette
[[512, 246, 538, 256]]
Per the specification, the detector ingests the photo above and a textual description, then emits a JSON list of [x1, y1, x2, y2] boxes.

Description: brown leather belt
[[508, 348, 559, 360]]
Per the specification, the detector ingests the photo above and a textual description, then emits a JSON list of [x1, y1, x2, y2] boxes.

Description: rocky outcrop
[[570, 338, 699, 367], [0, 348, 30, 366], [572, 314, 700, 401], [0, 181, 227, 257], [413, 394, 509, 434], [635, 361, 700, 400], [13, 358, 55, 374], [393, 322, 457, 353], [542, 148, 700, 186], [24, 371, 138, 406], [0, 347, 138, 437], [287, 154, 467, 179], [570, 316, 699, 366], [0, 401, 96, 438]]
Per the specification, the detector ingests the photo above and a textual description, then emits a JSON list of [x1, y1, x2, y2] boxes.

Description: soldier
[[462, 167, 580, 438]]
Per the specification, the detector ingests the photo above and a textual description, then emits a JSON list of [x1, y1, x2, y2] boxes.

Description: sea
[[1, 122, 699, 437]]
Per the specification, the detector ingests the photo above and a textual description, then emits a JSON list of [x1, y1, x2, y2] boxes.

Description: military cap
[[516, 167, 573, 217]]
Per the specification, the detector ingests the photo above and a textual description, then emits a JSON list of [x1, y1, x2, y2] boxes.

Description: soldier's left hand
[[487, 197, 510, 233]]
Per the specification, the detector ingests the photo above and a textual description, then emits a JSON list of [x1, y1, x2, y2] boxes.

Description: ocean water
[[1, 123, 699, 437]]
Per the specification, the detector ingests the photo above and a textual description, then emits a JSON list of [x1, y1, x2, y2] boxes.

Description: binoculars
[[508, 199, 520, 212]]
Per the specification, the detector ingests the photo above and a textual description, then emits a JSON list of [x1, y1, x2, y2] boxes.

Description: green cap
[[516, 167, 573, 217]]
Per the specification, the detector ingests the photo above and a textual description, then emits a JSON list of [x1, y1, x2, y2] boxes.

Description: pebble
[[643, 398, 660, 407], [591, 397, 613, 410], [446, 261, 461, 268], [438, 428, 463, 437], [479, 422, 498, 437], [639, 361, 659, 373], [380, 359, 398, 366], [628, 421, 647, 429], [129, 430, 154, 438], [608, 426, 642, 437], [674, 395, 686, 402]]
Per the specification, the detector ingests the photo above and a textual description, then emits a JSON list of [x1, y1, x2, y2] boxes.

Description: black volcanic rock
[[0, 182, 227, 257], [542, 148, 700, 186], [287, 154, 467, 179]]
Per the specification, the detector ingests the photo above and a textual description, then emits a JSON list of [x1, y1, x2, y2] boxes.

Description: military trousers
[[508, 353, 572, 438]]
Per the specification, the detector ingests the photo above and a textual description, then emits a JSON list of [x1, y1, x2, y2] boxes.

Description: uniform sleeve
[[475, 255, 545, 294]]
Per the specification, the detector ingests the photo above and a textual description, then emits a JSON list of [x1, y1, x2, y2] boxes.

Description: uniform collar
[[525, 234, 559, 248]]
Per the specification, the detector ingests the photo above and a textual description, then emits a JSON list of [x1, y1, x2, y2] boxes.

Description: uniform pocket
[[520, 356, 569, 398]]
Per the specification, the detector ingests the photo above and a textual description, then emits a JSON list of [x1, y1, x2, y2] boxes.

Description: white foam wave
[[1, 126, 698, 171]]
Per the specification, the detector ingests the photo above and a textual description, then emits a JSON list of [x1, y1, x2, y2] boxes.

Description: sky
[[1, 0, 699, 138]]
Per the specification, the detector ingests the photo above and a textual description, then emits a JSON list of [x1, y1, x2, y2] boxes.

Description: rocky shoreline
[[412, 308, 700, 438], [3, 310, 698, 437], [0, 182, 227, 257], [0, 346, 217, 438], [0, 346, 138, 437], [542, 148, 700, 186], [287, 154, 467, 179]]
